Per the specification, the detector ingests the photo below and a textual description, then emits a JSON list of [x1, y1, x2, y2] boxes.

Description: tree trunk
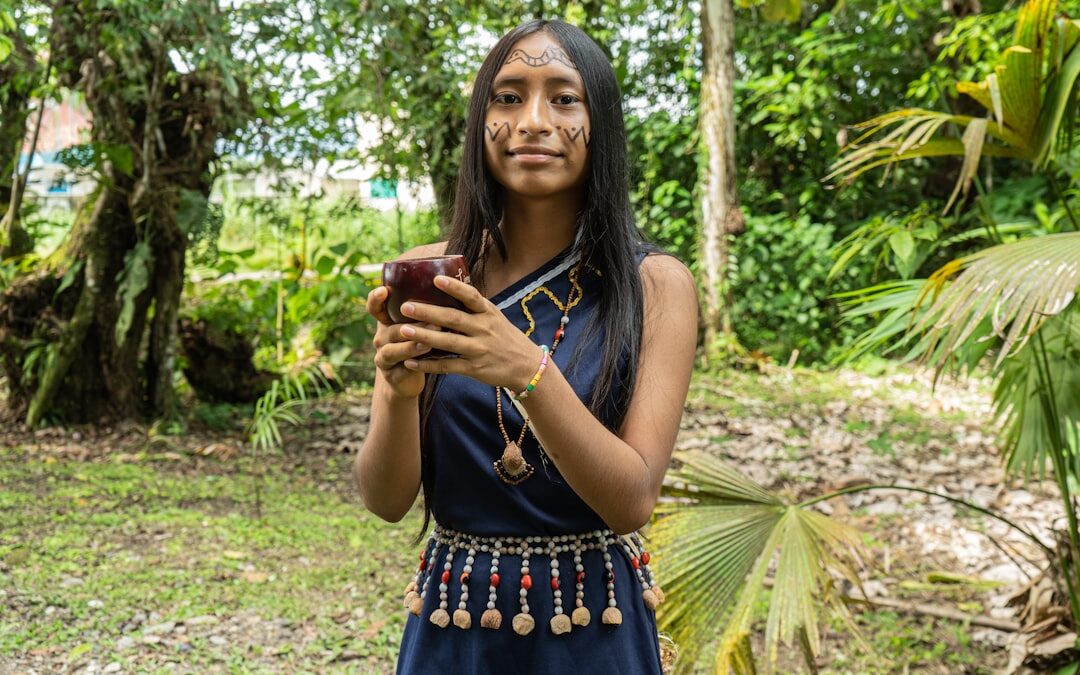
[[1, 82, 48, 259], [0, 30, 38, 258], [699, 0, 744, 361], [0, 0, 250, 426]]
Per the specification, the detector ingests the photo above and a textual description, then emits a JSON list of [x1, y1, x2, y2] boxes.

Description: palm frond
[[653, 451, 865, 674], [913, 232, 1080, 370], [829, 0, 1080, 203], [1035, 21, 1080, 166], [993, 309, 1080, 479]]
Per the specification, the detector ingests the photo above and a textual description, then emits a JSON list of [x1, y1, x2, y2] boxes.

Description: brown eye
[[493, 93, 520, 104], [555, 94, 579, 105]]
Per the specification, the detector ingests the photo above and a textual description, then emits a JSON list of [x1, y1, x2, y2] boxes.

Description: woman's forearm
[[354, 373, 423, 522], [520, 362, 656, 535]]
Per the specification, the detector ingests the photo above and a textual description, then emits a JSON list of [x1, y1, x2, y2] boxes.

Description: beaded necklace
[[492, 266, 582, 485]]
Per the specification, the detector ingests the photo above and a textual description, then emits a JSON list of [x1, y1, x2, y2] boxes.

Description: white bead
[[441, 600, 449, 609], [445, 562, 452, 570], [520, 589, 528, 598], [608, 599, 617, 607], [461, 592, 469, 601], [480, 544, 489, 552], [576, 591, 584, 598], [554, 606, 563, 615], [561, 316, 570, 325], [575, 564, 584, 572], [605, 562, 613, 570], [522, 604, 529, 613], [491, 565, 499, 573], [439, 583, 448, 592], [607, 583, 614, 590], [487, 601, 496, 609], [551, 569, 560, 578], [554, 590, 562, 598], [522, 567, 529, 575], [463, 565, 472, 574], [550, 560, 559, 569]]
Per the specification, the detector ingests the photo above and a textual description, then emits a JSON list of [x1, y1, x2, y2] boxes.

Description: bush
[[729, 212, 870, 363]]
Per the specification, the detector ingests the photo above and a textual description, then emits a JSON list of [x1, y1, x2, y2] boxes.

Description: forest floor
[[0, 364, 1065, 674]]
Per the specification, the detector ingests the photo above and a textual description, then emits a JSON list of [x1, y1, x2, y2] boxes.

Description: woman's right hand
[[367, 286, 431, 399]]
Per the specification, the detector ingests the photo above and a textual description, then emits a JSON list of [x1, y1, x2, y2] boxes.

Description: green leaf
[[0, 34, 12, 63], [101, 144, 134, 177], [176, 188, 209, 236], [53, 261, 85, 301], [314, 255, 336, 276], [888, 231, 915, 265], [914, 232, 1080, 370], [761, 0, 801, 24], [654, 451, 866, 672], [114, 241, 153, 347]]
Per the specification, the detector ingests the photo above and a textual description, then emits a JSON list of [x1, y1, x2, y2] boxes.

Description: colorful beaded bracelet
[[513, 345, 550, 401]]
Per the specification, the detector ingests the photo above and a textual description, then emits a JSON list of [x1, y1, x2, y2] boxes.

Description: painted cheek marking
[[561, 126, 591, 148], [485, 121, 510, 142]]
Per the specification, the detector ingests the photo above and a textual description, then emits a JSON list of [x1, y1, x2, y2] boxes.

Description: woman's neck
[[497, 192, 582, 270]]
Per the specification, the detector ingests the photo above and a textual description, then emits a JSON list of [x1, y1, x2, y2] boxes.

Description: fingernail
[[404, 359, 419, 369], [401, 303, 415, 316], [401, 325, 416, 337], [434, 276, 448, 289]]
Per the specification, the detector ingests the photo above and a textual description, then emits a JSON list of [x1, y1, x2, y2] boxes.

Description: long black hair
[[414, 19, 649, 544]]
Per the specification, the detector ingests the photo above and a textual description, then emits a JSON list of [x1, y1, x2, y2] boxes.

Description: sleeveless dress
[[395, 247, 664, 674]]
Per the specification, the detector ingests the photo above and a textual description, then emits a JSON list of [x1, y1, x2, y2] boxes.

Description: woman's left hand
[[398, 275, 541, 390]]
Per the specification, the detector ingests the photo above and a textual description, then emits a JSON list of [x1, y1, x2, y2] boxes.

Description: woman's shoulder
[[394, 241, 449, 261], [639, 250, 695, 294]]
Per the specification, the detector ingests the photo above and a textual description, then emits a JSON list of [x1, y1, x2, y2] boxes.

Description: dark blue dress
[[396, 248, 663, 674]]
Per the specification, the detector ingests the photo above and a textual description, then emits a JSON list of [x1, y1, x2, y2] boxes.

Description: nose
[[516, 95, 552, 137]]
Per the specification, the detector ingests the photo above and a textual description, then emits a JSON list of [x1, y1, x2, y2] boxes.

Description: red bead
[[521, 574, 532, 590], [631, 557, 640, 570], [460, 572, 470, 584], [642, 552, 650, 565], [550, 578, 560, 591], [441, 570, 450, 584], [419, 560, 427, 571], [419, 552, 426, 561], [576, 571, 585, 584], [490, 573, 500, 588]]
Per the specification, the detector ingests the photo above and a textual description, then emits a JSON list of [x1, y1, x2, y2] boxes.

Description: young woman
[[355, 18, 697, 673]]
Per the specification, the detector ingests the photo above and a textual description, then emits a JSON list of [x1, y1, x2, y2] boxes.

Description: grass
[[0, 366, 1008, 673], [0, 445, 421, 672]]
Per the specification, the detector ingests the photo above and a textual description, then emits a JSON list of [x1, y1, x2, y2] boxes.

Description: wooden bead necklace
[[492, 266, 582, 485]]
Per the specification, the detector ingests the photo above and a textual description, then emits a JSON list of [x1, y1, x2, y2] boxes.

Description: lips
[[508, 145, 562, 157]]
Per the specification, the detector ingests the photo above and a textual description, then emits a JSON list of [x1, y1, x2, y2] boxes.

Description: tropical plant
[[655, 1, 1080, 671], [825, 0, 1080, 665], [652, 450, 1056, 672], [245, 365, 334, 519]]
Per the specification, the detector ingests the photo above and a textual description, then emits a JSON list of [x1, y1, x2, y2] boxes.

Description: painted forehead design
[[503, 45, 578, 71]]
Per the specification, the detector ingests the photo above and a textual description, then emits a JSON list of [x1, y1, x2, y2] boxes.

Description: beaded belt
[[402, 523, 666, 636]]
